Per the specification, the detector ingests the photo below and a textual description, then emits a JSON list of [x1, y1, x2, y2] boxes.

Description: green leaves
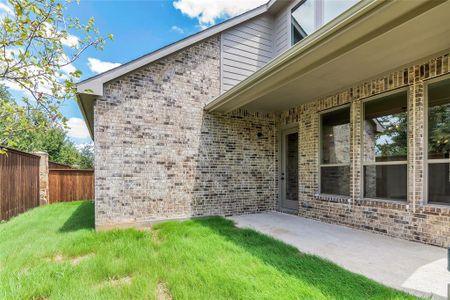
[[1, 0, 111, 147]]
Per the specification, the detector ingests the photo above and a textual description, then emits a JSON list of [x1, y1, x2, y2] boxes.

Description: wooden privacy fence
[[49, 169, 94, 204], [0, 147, 95, 221], [0, 149, 40, 221]]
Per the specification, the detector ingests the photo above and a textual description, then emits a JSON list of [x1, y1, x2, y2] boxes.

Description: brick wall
[[279, 52, 450, 247], [94, 36, 276, 229], [93, 31, 449, 246]]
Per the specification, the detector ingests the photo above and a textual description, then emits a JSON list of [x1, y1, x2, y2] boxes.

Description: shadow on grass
[[59, 201, 95, 232], [193, 217, 415, 299]]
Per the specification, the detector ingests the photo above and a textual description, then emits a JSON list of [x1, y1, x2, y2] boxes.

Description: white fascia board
[[76, 3, 271, 97]]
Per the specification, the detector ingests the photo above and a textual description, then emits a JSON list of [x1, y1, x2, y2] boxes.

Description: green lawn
[[0, 201, 417, 300]]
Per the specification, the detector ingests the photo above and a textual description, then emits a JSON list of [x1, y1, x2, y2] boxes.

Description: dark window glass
[[286, 132, 299, 200], [320, 106, 350, 196], [321, 107, 350, 164], [428, 163, 450, 204], [321, 166, 350, 196], [364, 91, 408, 162], [363, 165, 407, 200], [427, 78, 450, 205], [428, 78, 450, 160]]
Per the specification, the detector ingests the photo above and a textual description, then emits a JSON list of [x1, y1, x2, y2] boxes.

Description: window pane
[[428, 78, 450, 159], [321, 107, 350, 164], [428, 163, 450, 204], [364, 91, 408, 162], [286, 132, 299, 200], [321, 166, 350, 196], [324, 0, 359, 23], [292, 0, 315, 43], [364, 165, 407, 200]]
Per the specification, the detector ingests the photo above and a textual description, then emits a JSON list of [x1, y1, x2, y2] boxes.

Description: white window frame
[[318, 104, 351, 196], [424, 74, 450, 205], [361, 88, 409, 202]]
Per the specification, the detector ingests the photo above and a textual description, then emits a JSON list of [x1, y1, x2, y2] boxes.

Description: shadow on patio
[[193, 217, 417, 299], [227, 212, 449, 299]]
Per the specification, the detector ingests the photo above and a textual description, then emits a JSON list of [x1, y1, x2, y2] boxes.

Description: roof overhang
[[205, 0, 450, 113], [76, 93, 95, 139]]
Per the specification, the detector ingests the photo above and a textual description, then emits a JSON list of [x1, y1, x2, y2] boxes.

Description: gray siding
[[221, 15, 274, 92], [273, 9, 290, 56]]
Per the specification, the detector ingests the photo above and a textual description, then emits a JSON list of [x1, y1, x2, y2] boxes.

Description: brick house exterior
[[95, 37, 278, 228], [78, 0, 450, 247]]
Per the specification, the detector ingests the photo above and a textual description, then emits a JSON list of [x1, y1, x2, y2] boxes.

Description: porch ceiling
[[205, 0, 450, 113]]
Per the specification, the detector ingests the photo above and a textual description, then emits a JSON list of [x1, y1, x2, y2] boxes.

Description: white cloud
[[1, 80, 33, 98], [66, 118, 90, 139], [173, 0, 267, 27], [75, 142, 94, 151], [0, 2, 13, 16], [61, 34, 80, 48], [171, 25, 185, 34], [87, 58, 121, 74]]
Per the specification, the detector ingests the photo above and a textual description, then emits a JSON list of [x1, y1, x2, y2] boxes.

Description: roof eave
[[76, 93, 95, 140], [76, 2, 273, 95], [204, 0, 383, 112], [205, 0, 445, 113]]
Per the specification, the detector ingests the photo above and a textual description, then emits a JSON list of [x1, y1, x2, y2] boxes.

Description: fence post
[[34, 152, 49, 206]]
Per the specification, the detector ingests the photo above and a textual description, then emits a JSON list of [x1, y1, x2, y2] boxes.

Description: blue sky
[[1, 0, 266, 145]]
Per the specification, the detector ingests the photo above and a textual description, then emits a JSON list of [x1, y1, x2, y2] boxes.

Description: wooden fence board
[[48, 169, 94, 203], [0, 149, 40, 221]]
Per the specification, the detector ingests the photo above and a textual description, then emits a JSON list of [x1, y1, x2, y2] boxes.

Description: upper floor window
[[427, 77, 450, 205], [362, 90, 408, 201], [291, 0, 358, 45]]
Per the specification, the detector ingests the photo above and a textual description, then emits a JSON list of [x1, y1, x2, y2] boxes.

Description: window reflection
[[427, 77, 450, 205], [363, 92, 408, 162], [363, 91, 408, 201], [292, 0, 359, 45]]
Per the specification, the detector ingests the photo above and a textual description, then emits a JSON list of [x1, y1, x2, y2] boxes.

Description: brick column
[[350, 100, 362, 200], [34, 152, 49, 205], [407, 81, 425, 209]]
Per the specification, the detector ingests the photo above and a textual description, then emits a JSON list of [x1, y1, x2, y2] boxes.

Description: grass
[[0, 201, 418, 300]]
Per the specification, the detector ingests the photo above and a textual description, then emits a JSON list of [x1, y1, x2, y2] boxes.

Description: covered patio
[[230, 212, 449, 299]]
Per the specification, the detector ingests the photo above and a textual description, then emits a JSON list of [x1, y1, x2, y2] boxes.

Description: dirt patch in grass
[[46, 254, 64, 263], [151, 229, 163, 245], [156, 281, 172, 300], [70, 254, 93, 266], [98, 276, 133, 289], [45, 253, 94, 266]]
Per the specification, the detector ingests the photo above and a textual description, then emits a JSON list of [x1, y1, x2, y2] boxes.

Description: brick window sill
[[314, 193, 351, 204], [420, 203, 450, 216], [355, 198, 407, 210]]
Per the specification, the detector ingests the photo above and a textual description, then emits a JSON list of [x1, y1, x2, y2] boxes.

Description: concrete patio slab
[[229, 212, 449, 299]]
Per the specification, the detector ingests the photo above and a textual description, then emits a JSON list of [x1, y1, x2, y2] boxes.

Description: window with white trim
[[320, 106, 351, 196], [291, 0, 358, 45], [362, 91, 408, 201], [427, 77, 450, 205]]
